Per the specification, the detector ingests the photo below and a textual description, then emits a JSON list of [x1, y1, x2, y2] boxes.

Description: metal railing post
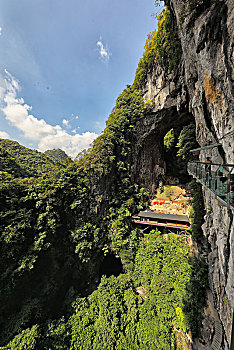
[[187, 161, 233, 210]]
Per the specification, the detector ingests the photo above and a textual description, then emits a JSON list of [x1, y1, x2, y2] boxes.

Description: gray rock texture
[[133, 0, 233, 348], [171, 1, 233, 348]]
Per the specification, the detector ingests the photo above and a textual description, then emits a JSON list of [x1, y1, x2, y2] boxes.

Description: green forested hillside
[[44, 149, 68, 163], [0, 3, 207, 349], [1, 232, 207, 350], [0, 139, 55, 178]]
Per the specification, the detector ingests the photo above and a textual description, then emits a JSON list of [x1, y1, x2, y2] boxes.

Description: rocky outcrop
[[132, 0, 233, 348], [171, 1, 233, 348], [131, 105, 193, 191], [130, 63, 194, 191]]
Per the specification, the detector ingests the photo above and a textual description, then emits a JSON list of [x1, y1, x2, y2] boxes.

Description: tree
[[164, 128, 175, 151], [176, 123, 197, 159]]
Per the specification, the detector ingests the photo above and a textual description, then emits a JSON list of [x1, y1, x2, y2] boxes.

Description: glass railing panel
[[231, 194, 234, 206], [187, 162, 233, 208], [210, 171, 216, 192], [229, 181, 234, 206], [201, 168, 206, 184], [216, 178, 228, 197]]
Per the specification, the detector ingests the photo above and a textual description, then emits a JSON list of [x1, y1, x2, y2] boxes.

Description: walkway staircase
[[211, 320, 223, 350]]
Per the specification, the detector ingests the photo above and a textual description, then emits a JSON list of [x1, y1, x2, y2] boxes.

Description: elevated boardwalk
[[133, 211, 190, 231], [187, 161, 234, 210]]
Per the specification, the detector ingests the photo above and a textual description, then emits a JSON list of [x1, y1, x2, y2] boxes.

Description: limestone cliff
[[134, 0, 233, 348], [1, 2, 232, 348]]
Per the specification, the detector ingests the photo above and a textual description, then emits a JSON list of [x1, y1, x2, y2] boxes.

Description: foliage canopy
[[0, 4, 207, 349]]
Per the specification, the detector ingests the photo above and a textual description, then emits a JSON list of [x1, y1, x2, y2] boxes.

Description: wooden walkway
[[133, 219, 190, 230]]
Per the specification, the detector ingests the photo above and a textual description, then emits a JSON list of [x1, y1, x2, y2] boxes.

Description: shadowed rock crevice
[[99, 254, 123, 278]]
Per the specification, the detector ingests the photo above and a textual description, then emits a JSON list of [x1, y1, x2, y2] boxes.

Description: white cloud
[[0, 70, 98, 158], [97, 39, 111, 62], [0, 27, 2, 36], [2, 102, 60, 140], [0, 131, 9, 139], [38, 131, 97, 159], [0, 74, 7, 99], [62, 119, 70, 127]]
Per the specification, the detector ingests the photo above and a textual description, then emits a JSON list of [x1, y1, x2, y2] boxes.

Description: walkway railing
[[187, 161, 234, 210]]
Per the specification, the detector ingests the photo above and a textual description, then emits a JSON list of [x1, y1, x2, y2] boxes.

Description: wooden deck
[[133, 219, 190, 230]]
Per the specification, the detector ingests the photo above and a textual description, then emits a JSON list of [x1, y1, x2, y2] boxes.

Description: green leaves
[[176, 123, 197, 159], [134, 7, 182, 89], [0, 11, 206, 349], [164, 128, 175, 151], [0, 325, 40, 350], [1, 226, 207, 348], [189, 180, 205, 240], [0, 139, 55, 179]]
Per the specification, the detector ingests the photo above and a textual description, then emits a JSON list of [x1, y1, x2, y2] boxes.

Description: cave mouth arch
[[99, 254, 123, 278], [132, 107, 195, 192]]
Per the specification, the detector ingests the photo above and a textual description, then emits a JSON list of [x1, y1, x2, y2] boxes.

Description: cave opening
[[163, 125, 191, 183], [132, 106, 195, 193], [99, 254, 123, 278]]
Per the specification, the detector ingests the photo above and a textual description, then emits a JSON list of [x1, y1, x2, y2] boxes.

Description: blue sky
[[0, 0, 163, 158]]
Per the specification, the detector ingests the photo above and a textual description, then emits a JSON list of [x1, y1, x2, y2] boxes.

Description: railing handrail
[[188, 161, 234, 168], [187, 161, 234, 210], [189, 144, 221, 152]]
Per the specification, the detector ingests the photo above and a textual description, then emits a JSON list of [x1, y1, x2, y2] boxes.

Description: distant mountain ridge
[[0, 138, 55, 178], [44, 148, 68, 162]]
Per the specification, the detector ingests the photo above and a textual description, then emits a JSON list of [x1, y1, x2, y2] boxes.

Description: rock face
[[171, 1, 233, 348], [133, 0, 233, 348]]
